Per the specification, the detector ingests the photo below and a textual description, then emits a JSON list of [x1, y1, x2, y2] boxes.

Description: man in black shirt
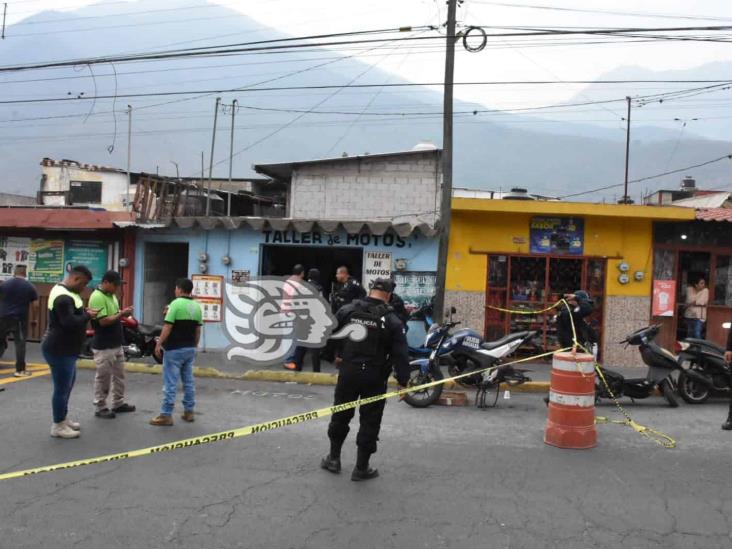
[[329, 266, 366, 314], [0, 264, 38, 377], [42, 265, 97, 439], [321, 278, 410, 481]]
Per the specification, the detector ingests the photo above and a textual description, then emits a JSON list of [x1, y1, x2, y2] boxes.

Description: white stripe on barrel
[[552, 356, 595, 374], [549, 391, 595, 407]]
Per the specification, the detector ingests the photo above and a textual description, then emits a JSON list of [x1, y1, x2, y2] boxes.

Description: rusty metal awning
[[115, 217, 438, 238]]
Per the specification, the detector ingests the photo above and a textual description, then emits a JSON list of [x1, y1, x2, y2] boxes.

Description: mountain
[[0, 0, 730, 201]]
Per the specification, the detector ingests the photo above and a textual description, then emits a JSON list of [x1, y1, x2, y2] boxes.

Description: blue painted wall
[[134, 226, 438, 350]]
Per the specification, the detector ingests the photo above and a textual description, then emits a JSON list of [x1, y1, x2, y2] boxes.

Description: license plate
[[463, 336, 480, 350]]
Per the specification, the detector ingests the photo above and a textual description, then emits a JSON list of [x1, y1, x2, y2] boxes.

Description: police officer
[[556, 291, 595, 349], [321, 278, 410, 481], [721, 325, 732, 430], [389, 291, 410, 327], [330, 266, 366, 314]]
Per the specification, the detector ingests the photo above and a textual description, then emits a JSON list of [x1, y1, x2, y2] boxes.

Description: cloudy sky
[[6, 0, 732, 112]]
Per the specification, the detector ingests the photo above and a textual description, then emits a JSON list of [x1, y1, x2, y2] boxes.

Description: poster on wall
[[29, 239, 65, 283], [0, 237, 32, 280], [652, 280, 677, 317], [64, 240, 109, 286], [229, 270, 251, 295], [197, 298, 223, 322], [529, 217, 584, 255], [393, 271, 436, 311], [362, 251, 392, 290], [192, 274, 224, 322]]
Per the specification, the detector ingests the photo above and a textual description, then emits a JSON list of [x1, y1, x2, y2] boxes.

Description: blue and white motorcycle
[[403, 308, 538, 408]]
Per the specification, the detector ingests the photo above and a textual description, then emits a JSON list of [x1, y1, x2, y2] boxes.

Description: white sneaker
[[63, 419, 81, 431], [50, 423, 80, 439]]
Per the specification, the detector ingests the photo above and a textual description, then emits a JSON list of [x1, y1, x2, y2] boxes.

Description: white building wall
[[289, 152, 441, 225], [41, 164, 130, 211]]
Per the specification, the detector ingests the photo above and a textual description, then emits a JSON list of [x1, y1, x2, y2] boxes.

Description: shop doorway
[[143, 242, 189, 325], [260, 245, 363, 299], [485, 254, 606, 357], [675, 251, 711, 339]]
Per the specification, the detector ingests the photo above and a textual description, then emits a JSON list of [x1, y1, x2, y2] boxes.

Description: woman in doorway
[[684, 276, 709, 339]]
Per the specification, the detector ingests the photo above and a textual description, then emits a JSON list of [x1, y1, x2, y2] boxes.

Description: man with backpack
[[320, 278, 410, 481]]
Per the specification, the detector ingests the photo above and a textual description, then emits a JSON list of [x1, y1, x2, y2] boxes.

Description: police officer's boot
[[351, 448, 379, 482], [722, 408, 732, 431], [320, 440, 342, 474]]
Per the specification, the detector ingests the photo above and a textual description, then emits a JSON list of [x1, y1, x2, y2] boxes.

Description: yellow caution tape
[[485, 299, 564, 315], [0, 348, 566, 482]]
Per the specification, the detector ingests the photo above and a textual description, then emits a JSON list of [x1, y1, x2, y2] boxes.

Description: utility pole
[[227, 99, 238, 217], [206, 97, 221, 216], [621, 96, 632, 204], [170, 161, 179, 179], [126, 105, 132, 211], [2, 4, 7, 40], [433, 0, 458, 323]]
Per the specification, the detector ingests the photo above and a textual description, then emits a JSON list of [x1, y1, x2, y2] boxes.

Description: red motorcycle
[[81, 316, 163, 363]]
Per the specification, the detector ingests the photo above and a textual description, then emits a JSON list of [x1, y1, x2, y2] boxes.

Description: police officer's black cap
[[370, 278, 396, 293]]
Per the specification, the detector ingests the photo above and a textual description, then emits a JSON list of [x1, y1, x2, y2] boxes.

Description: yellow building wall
[[447, 210, 654, 297]]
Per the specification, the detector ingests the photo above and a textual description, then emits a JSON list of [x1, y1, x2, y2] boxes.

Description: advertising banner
[[652, 280, 676, 317], [362, 251, 392, 290], [529, 217, 584, 255], [0, 237, 32, 280], [393, 271, 436, 311], [64, 240, 109, 287], [29, 239, 65, 283]]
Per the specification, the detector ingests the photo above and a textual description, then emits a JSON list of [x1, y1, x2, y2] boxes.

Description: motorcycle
[[403, 308, 537, 409], [595, 325, 681, 407], [406, 302, 435, 359], [676, 336, 730, 404], [81, 315, 163, 363]]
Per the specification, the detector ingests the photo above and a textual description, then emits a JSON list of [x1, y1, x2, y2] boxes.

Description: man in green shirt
[[150, 278, 203, 426], [89, 271, 135, 419]]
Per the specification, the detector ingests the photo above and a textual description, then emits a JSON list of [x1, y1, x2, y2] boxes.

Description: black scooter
[[676, 337, 730, 404], [595, 325, 681, 407]]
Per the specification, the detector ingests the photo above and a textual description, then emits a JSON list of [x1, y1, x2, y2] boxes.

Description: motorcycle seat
[[480, 331, 534, 351], [138, 323, 162, 336], [684, 338, 725, 355]]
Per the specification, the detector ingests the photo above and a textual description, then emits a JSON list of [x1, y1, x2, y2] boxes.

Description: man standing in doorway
[[283, 264, 306, 371], [684, 276, 709, 339], [0, 265, 38, 377], [330, 266, 366, 314], [89, 270, 135, 419], [150, 278, 203, 426]]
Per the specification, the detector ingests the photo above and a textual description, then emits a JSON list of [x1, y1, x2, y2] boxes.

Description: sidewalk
[[10, 342, 648, 389]]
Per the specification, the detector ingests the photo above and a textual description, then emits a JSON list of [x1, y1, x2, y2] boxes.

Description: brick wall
[[290, 152, 441, 224]]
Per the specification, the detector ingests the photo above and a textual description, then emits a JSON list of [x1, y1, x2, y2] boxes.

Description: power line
[[560, 154, 732, 199]]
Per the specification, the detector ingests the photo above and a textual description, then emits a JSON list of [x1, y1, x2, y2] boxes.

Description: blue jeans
[[161, 347, 196, 416], [42, 349, 77, 424], [686, 318, 704, 339]]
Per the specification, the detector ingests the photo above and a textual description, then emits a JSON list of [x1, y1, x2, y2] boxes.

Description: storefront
[[446, 198, 694, 367], [651, 211, 732, 350], [0, 208, 135, 340], [132, 218, 438, 350]]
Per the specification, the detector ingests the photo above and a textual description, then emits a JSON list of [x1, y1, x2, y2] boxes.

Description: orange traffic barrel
[[544, 351, 597, 449]]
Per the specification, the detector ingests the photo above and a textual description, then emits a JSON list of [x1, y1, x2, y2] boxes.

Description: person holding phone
[[42, 265, 97, 439]]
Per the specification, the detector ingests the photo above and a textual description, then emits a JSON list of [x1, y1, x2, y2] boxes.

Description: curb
[[6, 359, 553, 392]]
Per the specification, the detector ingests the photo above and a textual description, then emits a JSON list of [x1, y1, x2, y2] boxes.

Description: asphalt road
[[1, 368, 732, 549]]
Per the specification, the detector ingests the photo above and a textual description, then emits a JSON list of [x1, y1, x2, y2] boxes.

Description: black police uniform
[[556, 291, 595, 348], [330, 276, 366, 314], [322, 290, 410, 480], [722, 328, 732, 430]]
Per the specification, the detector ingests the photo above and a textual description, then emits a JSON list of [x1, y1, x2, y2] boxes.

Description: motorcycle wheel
[[659, 378, 679, 408], [403, 363, 444, 408], [677, 369, 711, 404]]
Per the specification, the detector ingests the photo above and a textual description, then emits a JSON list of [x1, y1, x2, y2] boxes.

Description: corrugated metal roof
[[672, 192, 730, 208], [696, 208, 732, 222], [115, 216, 438, 238]]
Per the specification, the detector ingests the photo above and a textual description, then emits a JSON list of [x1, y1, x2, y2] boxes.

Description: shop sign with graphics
[[29, 239, 65, 283], [362, 251, 392, 289], [652, 280, 676, 317], [529, 217, 584, 255], [64, 240, 109, 286], [0, 237, 32, 280], [262, 230, 410, 248]]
